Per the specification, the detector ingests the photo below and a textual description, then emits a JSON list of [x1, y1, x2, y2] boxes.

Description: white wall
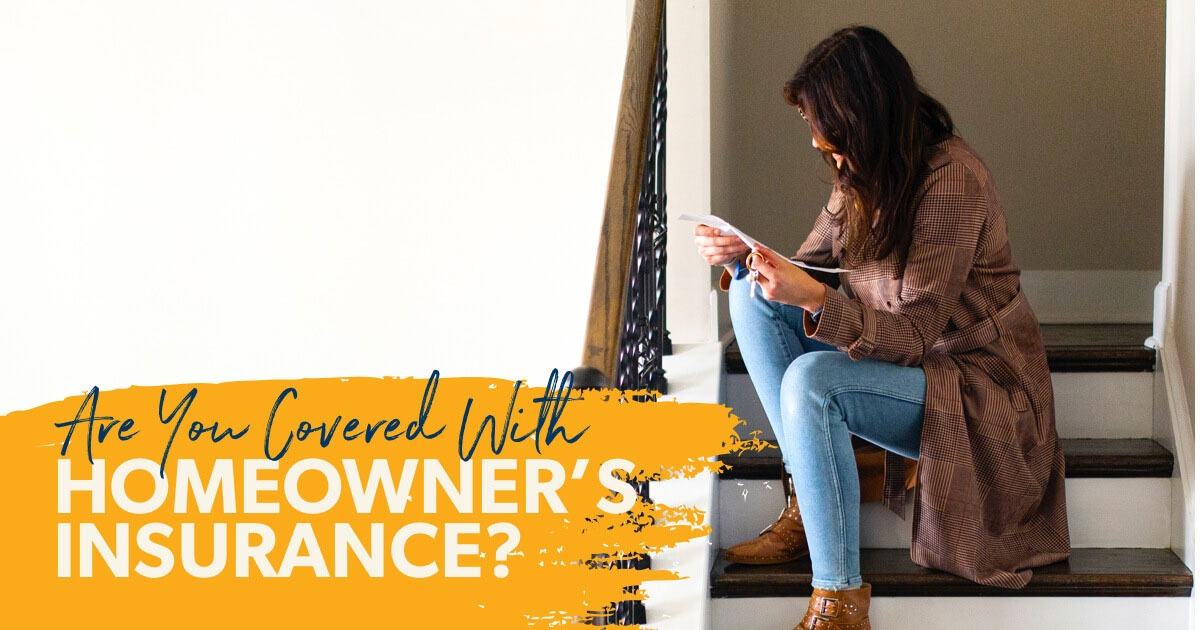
[[664, 0, 718, 344], [1150, 4, 1195, 626], [0, 1, 628, 414], [1155, 0, 1196, 573], [1161, 0, 1196, 421]]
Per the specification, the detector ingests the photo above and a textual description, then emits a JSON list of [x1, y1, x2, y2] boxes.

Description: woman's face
[[813, 136, 845, 169], [800, 106, 845, 169]]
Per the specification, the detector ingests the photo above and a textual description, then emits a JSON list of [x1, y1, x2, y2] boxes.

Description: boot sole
[[722, 549, 810, 565]]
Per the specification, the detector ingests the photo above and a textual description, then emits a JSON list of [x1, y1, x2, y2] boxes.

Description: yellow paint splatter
[[0, 375, 760, 628]]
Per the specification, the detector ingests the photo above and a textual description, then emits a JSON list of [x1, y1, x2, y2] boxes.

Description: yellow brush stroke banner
[[0, 371, 760, 628]]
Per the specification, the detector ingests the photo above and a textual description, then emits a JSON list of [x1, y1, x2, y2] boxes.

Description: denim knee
[[727, 273, 767, 325], [779, 351, 843, 424]]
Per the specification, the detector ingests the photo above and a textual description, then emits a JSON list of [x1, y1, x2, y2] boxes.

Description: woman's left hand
[[748, 247, 828, 312]]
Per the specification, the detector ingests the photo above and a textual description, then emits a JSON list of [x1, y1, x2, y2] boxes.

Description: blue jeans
[[728, 268, 926, 590]]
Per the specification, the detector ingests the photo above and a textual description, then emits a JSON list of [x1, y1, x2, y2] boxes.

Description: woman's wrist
[[723, 251, 748, 274], [804, 283, 828, 312]]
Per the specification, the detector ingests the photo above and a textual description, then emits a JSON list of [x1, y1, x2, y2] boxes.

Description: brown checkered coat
[[726, 135, 1070, 588]]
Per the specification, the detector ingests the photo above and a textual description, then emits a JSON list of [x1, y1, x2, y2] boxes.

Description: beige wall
[[711, 0, 1165, 279]]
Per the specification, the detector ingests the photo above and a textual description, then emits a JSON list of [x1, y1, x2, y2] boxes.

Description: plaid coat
[[726, 135, 1070, 588]]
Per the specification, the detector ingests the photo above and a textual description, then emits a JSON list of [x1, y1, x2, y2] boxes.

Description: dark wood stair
[[724, 323, 1157, 374], [716, 322, 1187, 600], [710, 548, 1192, 597], [720, 438, 1174, 480]]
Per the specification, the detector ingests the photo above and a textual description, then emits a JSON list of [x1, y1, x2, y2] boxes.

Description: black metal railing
[[616, 3, 670, 396], [608, 8, 665, 627]]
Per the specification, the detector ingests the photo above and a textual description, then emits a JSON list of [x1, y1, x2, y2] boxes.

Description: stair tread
[[720, 438, 1173, 479], [711, 548, 1192, 598], [725, 323, 1156, 374]]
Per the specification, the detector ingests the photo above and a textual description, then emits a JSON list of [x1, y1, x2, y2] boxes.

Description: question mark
[[488, 523, 520, 578]]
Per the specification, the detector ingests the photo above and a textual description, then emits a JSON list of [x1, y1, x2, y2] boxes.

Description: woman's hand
[[694, 224, 751, 266], [748, 247, 827, 312]]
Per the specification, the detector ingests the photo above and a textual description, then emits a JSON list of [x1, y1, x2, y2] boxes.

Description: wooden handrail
[[578, 0, 665, 386]]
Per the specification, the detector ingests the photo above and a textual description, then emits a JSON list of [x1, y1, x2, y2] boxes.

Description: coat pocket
[[1000, 360, 1030, 413], [976, 346, 1030, 414]]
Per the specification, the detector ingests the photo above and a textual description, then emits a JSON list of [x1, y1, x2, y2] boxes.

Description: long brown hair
[[783, 26, 954, 263]]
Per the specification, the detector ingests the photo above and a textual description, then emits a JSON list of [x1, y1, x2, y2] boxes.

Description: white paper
[[677, 213, 851, 273]]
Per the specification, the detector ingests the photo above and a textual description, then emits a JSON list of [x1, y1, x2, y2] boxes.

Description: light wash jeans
[[728, 265, 926, 590]]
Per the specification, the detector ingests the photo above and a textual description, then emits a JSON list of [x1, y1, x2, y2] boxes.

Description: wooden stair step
[[710, 548, 1192, 598], [724, 323, 1156, 374], [719, 438, 1173, 480]]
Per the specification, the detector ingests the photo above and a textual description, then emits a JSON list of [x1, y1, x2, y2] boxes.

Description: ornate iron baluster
[[616, 1, 670, 397]]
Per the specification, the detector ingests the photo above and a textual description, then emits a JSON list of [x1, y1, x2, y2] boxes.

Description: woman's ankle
[[811, 577, 864, 591]]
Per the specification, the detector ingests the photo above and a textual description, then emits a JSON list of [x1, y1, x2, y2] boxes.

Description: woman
[[694, 26, 1069, 629]]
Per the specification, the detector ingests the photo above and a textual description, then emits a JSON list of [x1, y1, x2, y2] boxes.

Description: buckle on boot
[[816, 597, 839, 616]]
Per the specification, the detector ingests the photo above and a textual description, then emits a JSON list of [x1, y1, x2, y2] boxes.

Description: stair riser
[[725, 372, 1154, 440], [717, 477, 1170, 549], [711, 596, 1189, 630], [644, 474, 717, 630]]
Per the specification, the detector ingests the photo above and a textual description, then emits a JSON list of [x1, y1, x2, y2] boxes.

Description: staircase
[[709, 322, 1193, 628]]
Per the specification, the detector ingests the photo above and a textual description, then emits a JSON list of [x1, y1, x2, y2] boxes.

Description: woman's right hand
[[694, 224, 751, 267]]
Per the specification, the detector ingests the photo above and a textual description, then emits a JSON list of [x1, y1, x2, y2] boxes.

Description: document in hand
[[677, 213, 851, 274]]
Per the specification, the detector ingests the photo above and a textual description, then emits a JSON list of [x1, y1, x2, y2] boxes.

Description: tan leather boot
[[794, 583, 872, 630], [723, 464, 807, 564], [723, 442, 917, 566]]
